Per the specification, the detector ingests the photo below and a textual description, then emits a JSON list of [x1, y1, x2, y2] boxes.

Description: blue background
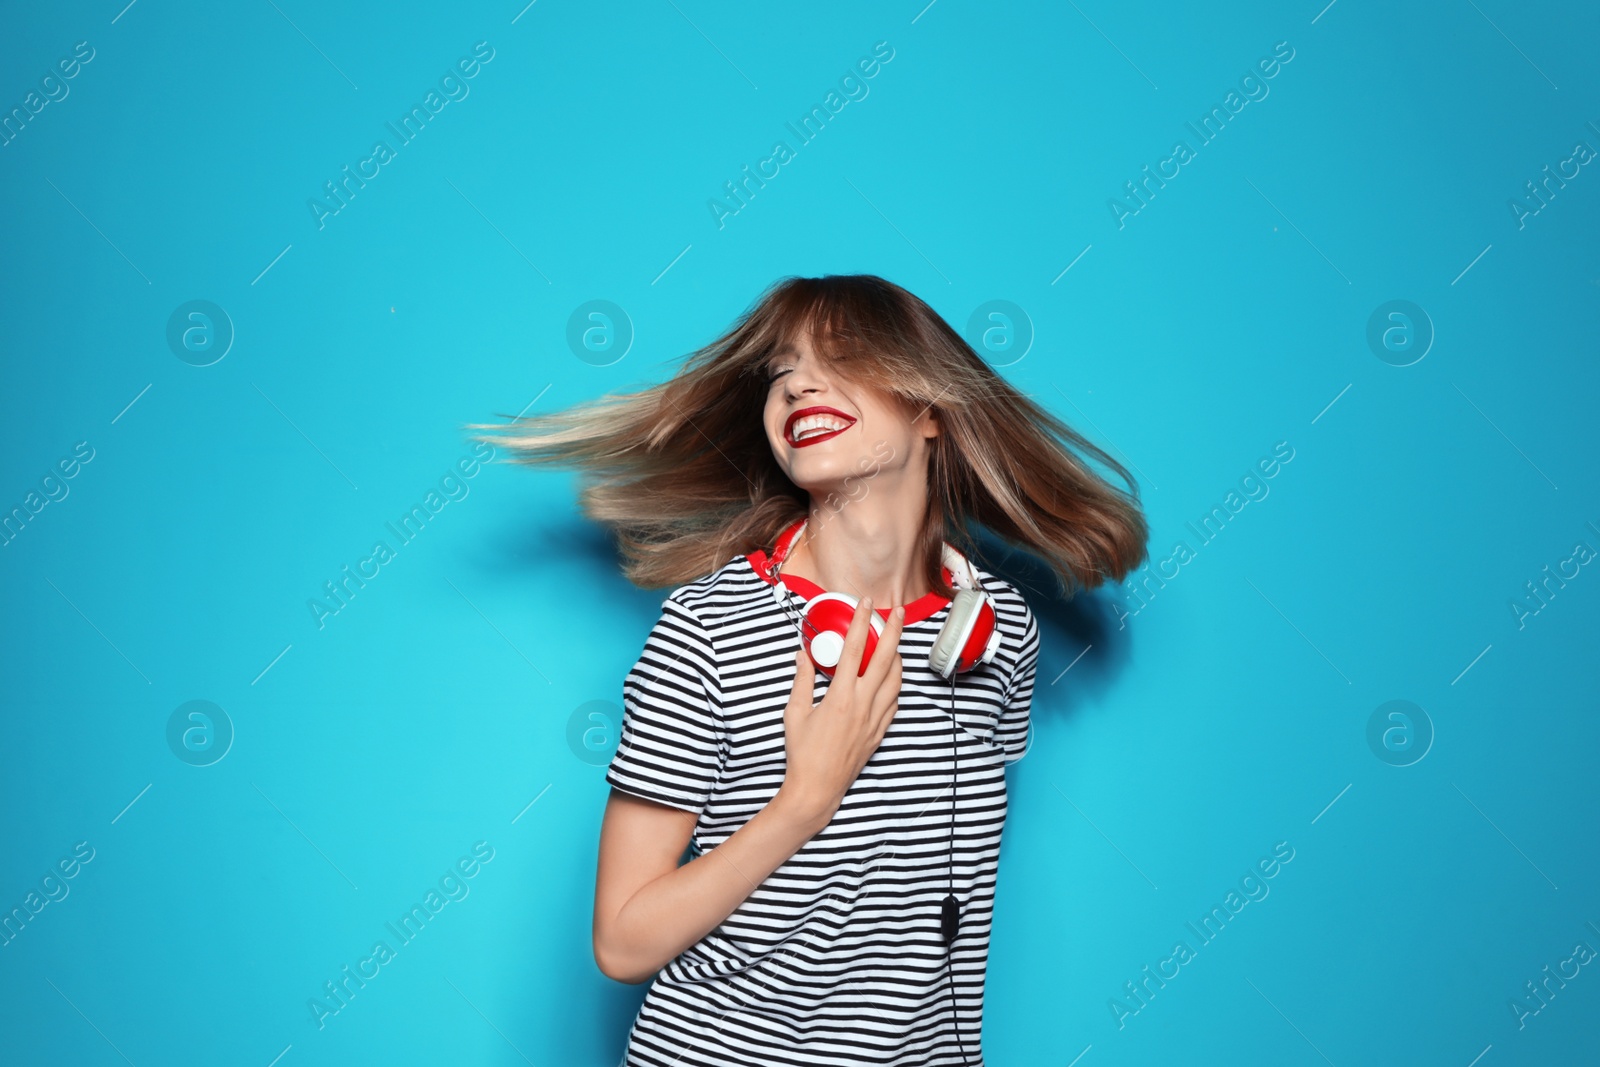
[[3, 0, 1597, 1064]]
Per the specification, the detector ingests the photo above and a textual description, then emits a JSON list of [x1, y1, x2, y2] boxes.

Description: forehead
[[769, 335, 810, 358], [767, 323, 835, 363]]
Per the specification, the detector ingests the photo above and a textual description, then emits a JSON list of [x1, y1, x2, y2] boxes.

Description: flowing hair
[[464, 274, 1148, 598]]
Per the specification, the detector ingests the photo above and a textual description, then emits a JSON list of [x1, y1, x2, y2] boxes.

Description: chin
[[787, 442, 863, 469]]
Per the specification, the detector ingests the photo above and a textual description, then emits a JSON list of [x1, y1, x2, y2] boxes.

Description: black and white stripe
[[607, 552, 1040, 1067]]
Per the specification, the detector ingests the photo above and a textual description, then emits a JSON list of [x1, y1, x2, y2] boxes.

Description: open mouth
[[784, 406, 856, 448]]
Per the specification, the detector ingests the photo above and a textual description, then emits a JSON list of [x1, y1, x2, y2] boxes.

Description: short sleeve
[[995, 600, 1039, 765], [605, 595, 723, 815]]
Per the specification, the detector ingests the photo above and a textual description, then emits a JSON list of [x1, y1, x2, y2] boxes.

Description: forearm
[[601, 786, 830, 984]]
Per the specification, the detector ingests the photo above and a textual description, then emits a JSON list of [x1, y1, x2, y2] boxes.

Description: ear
[[919, 407, 939, 440]]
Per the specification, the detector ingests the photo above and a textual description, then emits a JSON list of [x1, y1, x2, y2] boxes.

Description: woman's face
[[761, 327, 937, 498]]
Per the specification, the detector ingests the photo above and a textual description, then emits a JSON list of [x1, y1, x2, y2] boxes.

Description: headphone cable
[[771, 547, 974, 1064], [944, 669, 973, 1065]]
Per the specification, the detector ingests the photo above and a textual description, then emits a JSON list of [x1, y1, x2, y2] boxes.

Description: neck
[[782, 489, 934, 609]]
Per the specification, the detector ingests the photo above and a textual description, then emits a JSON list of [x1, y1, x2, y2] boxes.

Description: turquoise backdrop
[[3, 1, 1597, 1064]]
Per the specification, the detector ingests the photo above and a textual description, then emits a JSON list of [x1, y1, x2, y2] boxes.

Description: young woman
[[470, 274, 1147, 1065]]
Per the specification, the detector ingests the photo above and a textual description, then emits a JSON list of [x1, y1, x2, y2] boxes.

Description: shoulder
[[969, 563, 1037, 637], [629, 561, 763, 692], [658, 553, 773, 632]]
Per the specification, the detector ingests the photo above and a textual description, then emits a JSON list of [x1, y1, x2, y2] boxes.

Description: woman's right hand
[[778, 597, 905, 831]]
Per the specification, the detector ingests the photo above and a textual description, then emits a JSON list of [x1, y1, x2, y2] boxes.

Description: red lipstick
[[784, 406, 857, 448]]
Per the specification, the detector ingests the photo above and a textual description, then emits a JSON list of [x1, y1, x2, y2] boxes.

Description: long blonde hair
[[465, 274, 1148, 598]]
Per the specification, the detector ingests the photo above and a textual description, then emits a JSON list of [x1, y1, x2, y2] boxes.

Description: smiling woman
[[465, 273, 1148, 1066]]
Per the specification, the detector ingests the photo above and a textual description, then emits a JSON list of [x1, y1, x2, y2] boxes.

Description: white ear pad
[[929, 588, 985, 678]]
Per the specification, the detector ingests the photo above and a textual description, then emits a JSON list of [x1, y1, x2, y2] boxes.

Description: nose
[[784, 360, 829, 402]]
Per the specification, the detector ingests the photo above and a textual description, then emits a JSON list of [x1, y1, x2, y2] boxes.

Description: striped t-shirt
[[605, 547, 1040, 1066]]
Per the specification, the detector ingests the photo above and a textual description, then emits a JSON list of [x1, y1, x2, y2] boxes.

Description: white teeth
[[790, 414, 851, 441]]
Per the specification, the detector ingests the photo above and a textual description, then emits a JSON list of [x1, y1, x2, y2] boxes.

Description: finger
[[863, 604, 904, 688], [870, 652, 903, 730], [789, 648, 814, 713], [833, 595, 874, 688], [861, 607, 901, 693]]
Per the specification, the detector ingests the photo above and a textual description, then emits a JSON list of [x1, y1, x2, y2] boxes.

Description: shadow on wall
[[972, 526, 1132, 732]]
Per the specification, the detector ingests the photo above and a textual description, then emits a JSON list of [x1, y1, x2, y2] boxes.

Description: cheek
[[860, 409, 909, 451], [764, 411, 791, 454]]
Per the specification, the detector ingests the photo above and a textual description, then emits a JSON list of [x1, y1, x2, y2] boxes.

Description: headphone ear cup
[[801, 593, 884, 678], [929, 589, 997, 678]]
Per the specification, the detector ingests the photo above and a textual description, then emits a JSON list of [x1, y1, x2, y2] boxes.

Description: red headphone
[[759, 517, 1002, 679]]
